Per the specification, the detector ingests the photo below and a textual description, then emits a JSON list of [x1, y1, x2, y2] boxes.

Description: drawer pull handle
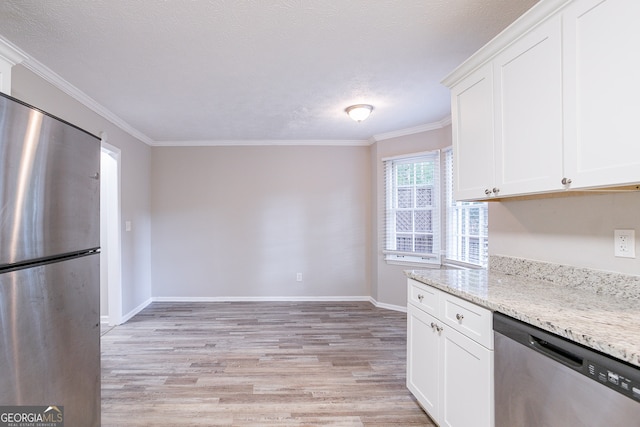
[[456, 313, 464, 321], [417, 294, 424, 302]]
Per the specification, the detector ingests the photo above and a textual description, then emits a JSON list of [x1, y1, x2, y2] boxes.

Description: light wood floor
[[100, 301, 435, 426]]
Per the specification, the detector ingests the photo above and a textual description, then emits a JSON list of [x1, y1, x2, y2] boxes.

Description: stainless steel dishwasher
[[494, 313, 640, 427]]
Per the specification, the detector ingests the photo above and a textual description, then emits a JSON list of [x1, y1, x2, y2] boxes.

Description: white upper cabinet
[[450, 14, 565, 200], [562, 0, 640, 188], [451, 64, 495, 200], [444, 0, 640, 201], [493, 14, 564, 196]]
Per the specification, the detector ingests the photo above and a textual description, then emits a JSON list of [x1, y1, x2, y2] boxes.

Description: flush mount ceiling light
[[345, 104, 374, 122]]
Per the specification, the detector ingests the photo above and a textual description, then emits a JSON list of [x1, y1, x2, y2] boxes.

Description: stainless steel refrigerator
[[0, 92, 101, 426]]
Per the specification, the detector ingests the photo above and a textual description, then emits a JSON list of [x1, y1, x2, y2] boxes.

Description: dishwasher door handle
[[529, 334, 583, 368]]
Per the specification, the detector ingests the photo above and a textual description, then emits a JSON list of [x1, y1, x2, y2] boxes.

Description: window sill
[[384, 255, 440, 268]]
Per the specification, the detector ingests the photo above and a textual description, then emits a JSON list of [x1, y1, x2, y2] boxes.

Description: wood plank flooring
[[101, 301, 435, 426]]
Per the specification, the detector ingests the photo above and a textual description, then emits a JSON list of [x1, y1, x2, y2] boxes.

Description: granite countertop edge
[[405, 267, 640, 368]]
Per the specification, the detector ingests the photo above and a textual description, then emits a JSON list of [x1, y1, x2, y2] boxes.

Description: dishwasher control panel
[[587, 360, 640, 402]]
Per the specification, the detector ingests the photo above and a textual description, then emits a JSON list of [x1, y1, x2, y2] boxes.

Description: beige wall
[[11, 65, 153, 316], [150, 145, 371, 298], [489, 192, 640, 275], [371, 127, 452, 308]]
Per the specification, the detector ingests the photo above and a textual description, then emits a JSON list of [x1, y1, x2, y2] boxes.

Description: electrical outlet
[[614, 229, 636, 258], [296, 273, 303, 282]]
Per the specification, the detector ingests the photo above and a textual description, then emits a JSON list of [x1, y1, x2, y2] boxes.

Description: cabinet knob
[[436, 325, 443, 333], [561, 177, 572, 185], [430, 322, 436, 330], [484, 189, 491, 195], [417, 294, 424, 302], [492, 187, 500, 194], [456, 313, 464, 321]]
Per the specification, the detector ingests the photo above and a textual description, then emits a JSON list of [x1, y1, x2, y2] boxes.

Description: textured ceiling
[[0, 0, 538, 144]]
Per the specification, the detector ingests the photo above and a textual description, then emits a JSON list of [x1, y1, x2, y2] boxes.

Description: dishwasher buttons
[[586, 360, 640, 402], [587, 362, 607, 383], [608, 372, 620, 385]]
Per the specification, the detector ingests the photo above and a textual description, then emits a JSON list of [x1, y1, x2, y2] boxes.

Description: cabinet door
[[451, 64, 495, 201], [563, 0, 640, 188], [440, 326, 493, 427], [407, 304, 440, 420], [493, 15, 564, 196]]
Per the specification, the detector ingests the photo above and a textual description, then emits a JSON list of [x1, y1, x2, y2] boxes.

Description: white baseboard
[[120, 297, 153, 324], [152, 295, 372, 303], [368, 297, 407, 313]]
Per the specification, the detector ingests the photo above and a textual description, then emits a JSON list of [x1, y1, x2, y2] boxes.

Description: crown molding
[[439, 115, 452, 127], [2, 35, 452, 148], [153, 119, 453, 146], [152, 138, 371, 147], [21, 58, 155, 145], [0, 38, 27, 65], [371, 116, 452, 142], [0, 35, 155, 145]]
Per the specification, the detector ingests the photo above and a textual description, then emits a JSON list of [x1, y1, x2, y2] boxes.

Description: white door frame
[[101, 135, 123, 326]]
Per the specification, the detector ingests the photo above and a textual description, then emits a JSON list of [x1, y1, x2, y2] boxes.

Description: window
[[383, 151, 440, 265], [444, 148, 488, 267], [382, 148, 488, 268]]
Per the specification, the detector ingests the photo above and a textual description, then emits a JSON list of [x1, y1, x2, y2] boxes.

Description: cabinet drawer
[[441, 293, 493, 349], [408, 279, 439, 317]]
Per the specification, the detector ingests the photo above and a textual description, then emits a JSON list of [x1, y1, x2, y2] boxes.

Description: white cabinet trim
[[0, 37, 27, 95]]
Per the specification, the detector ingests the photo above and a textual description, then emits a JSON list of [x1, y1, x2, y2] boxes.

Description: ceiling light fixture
[[345, 104, 373, 122]]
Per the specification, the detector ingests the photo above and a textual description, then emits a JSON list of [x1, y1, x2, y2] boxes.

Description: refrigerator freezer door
[[0, 94, 100, 268], [0, 254, 100, 426]]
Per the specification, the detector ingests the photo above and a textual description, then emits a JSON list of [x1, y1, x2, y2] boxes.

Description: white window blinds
[[383, 151, 441, 265], [444, 148, 488, 267]]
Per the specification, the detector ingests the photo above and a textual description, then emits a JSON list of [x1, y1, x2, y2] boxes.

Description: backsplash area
[[488, 192, 640, 277], [490, 255, 640, 300]]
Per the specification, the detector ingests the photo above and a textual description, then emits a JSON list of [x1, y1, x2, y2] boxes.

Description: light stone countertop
[[405, 266, 640, 368]]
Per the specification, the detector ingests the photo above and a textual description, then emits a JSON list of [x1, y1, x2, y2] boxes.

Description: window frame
[[383, 150, 441, 267]]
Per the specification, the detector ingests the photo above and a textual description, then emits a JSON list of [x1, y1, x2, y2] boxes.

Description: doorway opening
[[100, 137, 123, 326]]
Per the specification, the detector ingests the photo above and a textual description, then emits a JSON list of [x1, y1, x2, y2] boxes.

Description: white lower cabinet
[[441, 325, 493, 427], [407, 279, 494, 427], [407, 304, 441, 417]]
